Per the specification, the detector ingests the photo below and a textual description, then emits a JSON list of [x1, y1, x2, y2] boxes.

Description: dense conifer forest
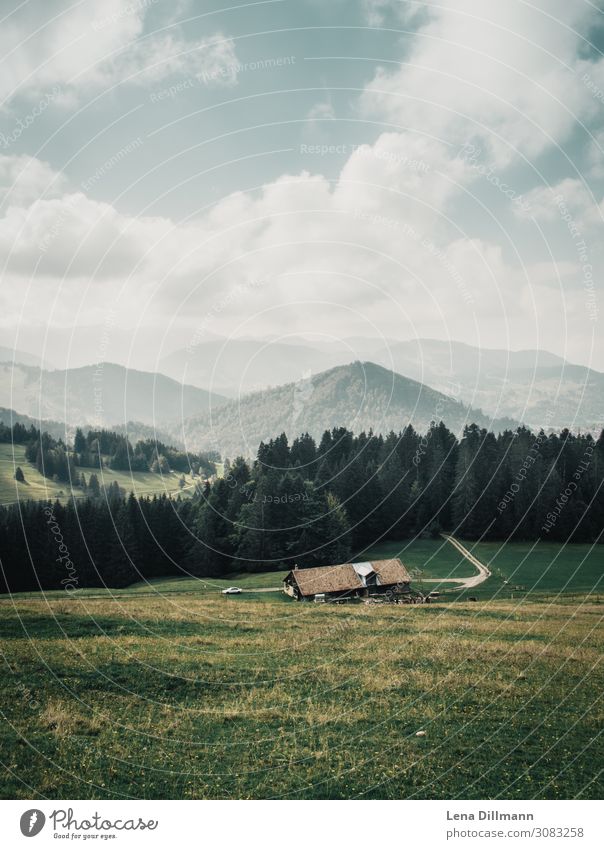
[[0, 420, 602, 593]]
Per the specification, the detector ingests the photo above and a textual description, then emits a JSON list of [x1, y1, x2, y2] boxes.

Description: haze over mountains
[[0, 346, 51, 370], [178, 362, 518, 459], [158, 338, 354, 397], [160, 336, 603, 432], [0, 362, 227, 428], [369, 340, 603, 432], [0, 336, 600, 446]]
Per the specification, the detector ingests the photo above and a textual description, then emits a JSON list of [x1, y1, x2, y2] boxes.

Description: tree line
[[0, 492, 190, 593], [0, 422, 602, 593], [0, 422, 217, 483]]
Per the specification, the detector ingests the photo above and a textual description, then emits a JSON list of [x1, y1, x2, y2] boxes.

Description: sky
[[0, 0, 603, 372]]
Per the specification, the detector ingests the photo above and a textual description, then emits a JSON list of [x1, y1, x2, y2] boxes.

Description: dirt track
[[422, 534, 492, 589]]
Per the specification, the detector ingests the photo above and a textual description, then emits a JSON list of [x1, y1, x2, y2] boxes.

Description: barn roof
[[287, 558, 411, 596], [289, 564, 363, 596], [372, 558, 412, 585]]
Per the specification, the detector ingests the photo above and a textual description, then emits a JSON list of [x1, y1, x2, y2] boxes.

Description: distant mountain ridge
[[0, 345, 52, 370], [2, 339, 600, 447], [0, 407, 69, 442], [178, 361, 518, 458], [160, 336, 602, 432], [371, 339, 603, 431], [0, 362, 228, 428], [6, 333, 600, 432], [158, 338, 355, 396], [0, 407, 192, 452]]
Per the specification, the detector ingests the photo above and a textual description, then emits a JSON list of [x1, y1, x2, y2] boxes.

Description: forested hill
[[0, 407, 68, 442], [0, 362, 228, 427], [180, 361, 518, 458], [0, 407, 196, 452]]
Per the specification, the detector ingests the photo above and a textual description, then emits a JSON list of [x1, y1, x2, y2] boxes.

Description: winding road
[[422, 534, 492, 590]]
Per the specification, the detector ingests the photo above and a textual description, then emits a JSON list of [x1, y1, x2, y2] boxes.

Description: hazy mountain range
[[0, 407, 70, 442], [0, 346, 51, 370], [158, 338, 354, 396], [0, 362, 227, 428], [159, 336, 603, 432], [369, 339, 603, 432], [176, 362, 518, 459], [0, 338, 601, 453]]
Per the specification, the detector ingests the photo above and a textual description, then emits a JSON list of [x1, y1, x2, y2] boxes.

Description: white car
[[221, 586, 242, 595]]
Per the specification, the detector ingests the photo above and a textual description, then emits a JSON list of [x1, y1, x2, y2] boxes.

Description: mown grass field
[[0, 590, 601, 800], [0, 443, 197, 506]]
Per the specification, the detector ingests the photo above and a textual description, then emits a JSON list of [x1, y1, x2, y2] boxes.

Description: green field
[[0, 590, 601, 800], [128, 538, 602, 602], [470, 541, 603, 597], [0, 539, 602, 798], [0, 443, 198, 506], [0, 569, 291, 600], [361, 538, 475, 579], [359, 538, 603, 601], [1, 538, 601, 603]]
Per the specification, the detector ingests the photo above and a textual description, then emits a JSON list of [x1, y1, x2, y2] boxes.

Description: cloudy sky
[[0, 0, 603, 371]]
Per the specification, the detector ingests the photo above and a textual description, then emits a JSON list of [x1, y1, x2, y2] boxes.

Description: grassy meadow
[[1, 537, 601, 799], [0, 569, 291, 601], [1, 538, 601, 601], [470, 541, 603, 597], [0, 443, 198, 506], [359, 538, 603, 601], [0, 590, 602, 800]]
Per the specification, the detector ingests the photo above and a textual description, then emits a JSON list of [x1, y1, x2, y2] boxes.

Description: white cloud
[[307, 101, 336, 122], [0, 0, 238, 106], [361, 0, 604, 164], [337, 132, 467, 217], [361, 0, 430, 28], [0, 155, 66, 209], [0, 1, 601, 371], [116, 32, 239, 89], [521, 177, 604, 231], [0, 142, 591, 368], [362, 0, 392, 28]]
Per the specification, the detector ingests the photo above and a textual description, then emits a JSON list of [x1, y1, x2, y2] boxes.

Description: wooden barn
[[283, 558, 412, 602]]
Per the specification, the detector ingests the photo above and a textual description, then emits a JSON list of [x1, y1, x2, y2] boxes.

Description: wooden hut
[[283, 558, 411, 602]]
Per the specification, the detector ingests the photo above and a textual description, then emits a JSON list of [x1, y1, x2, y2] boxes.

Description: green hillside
[[0, 443, 199, 506], [180, 361, 518, 458]]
